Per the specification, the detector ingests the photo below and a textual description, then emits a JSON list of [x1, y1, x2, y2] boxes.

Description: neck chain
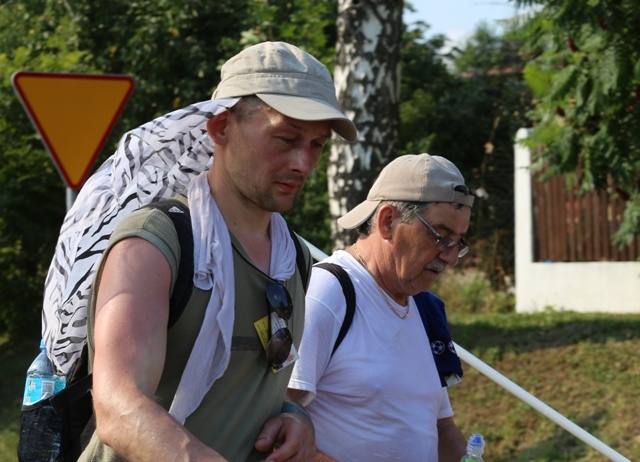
[[352, 245, 410, 320]]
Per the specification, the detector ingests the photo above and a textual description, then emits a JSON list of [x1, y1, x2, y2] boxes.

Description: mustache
[[425, 259, 447, 273]]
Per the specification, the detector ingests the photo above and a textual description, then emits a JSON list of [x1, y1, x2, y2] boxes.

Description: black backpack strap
[[48, 344, 92, 414], [145, 198, 194, 328], [48, 373, 93, 414], [314, 263, 356, 357], [288, 227, 312, 292], [46, 342, 94, 459]]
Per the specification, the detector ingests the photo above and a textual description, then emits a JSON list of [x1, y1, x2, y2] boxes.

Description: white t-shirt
[[289, 251, 454, 461]]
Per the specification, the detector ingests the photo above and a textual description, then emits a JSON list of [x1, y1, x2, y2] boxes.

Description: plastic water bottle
[[460, 433, 485, 461], [22, 339, 66, 406]]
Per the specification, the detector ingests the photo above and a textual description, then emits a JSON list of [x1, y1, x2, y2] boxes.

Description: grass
[[0, 332, 34, 462], [2, 309, 639, 461], [447, 310, 640, 461]]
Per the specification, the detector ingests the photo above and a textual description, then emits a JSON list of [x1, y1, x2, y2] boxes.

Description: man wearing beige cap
[[288, 154, 471, 461], [77, 41, 356, 462]]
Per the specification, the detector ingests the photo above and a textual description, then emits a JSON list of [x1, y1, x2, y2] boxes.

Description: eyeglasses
[[265, 283, 293, 368], [413, 212, 470, 258]]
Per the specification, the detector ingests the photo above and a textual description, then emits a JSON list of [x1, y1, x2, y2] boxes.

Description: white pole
[[301, 237, 632, 462], [300, 237, 327, 262]]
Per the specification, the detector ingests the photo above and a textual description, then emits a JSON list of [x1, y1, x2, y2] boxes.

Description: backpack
[[19, 197, 310, 462], [19, 198, 194, 462], [315, 262, 463, 387]]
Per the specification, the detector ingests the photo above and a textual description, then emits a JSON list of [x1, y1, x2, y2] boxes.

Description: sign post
[[11, 72, 135, 209]]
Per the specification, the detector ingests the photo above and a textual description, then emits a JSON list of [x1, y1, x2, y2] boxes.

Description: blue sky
[[404, 0, 527, 46]]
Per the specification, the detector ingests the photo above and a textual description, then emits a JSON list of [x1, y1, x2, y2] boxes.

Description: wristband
[[281, 404, 310, 419]]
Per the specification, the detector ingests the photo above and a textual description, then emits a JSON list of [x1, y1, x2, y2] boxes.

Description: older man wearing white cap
[[289, 154, 472, 461], [79, 42, 356, 462]]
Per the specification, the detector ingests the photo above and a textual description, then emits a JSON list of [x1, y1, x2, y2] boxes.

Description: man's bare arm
[[437, 416, 467, 462], [92, 238, 226, 461]]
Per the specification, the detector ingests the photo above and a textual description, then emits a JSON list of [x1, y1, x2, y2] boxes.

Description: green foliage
[[515, 0, 640, 246], [0, 1, 88, 336], [238, 0, 338, 65], [71, 0, 256, 153], [432, 269, 515, 314], [399, 24, 451, 154]]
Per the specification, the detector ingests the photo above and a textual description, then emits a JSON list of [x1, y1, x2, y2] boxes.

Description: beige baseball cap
[[212, 41, 357, 141], [338, 154, 475, 229]]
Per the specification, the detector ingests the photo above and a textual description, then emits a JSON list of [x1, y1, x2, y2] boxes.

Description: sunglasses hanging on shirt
[[265, 282, 294, 369]]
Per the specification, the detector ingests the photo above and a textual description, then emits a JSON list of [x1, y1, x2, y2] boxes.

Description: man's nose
[[438, 246, 460, 266], [289, 146, 318, 175]]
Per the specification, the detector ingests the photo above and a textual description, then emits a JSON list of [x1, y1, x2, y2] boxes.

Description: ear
[[206, 111, 230, 145], [375, 204, 397, 240]]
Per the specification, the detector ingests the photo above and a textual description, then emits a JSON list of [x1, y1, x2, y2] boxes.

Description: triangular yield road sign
[[12, 72, 135, 189]]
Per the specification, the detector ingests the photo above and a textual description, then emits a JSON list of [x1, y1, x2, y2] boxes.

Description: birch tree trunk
[[329, 0, 403, 250]]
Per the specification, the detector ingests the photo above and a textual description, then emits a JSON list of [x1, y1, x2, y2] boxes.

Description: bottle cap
[[468, 433, 485, 454]]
